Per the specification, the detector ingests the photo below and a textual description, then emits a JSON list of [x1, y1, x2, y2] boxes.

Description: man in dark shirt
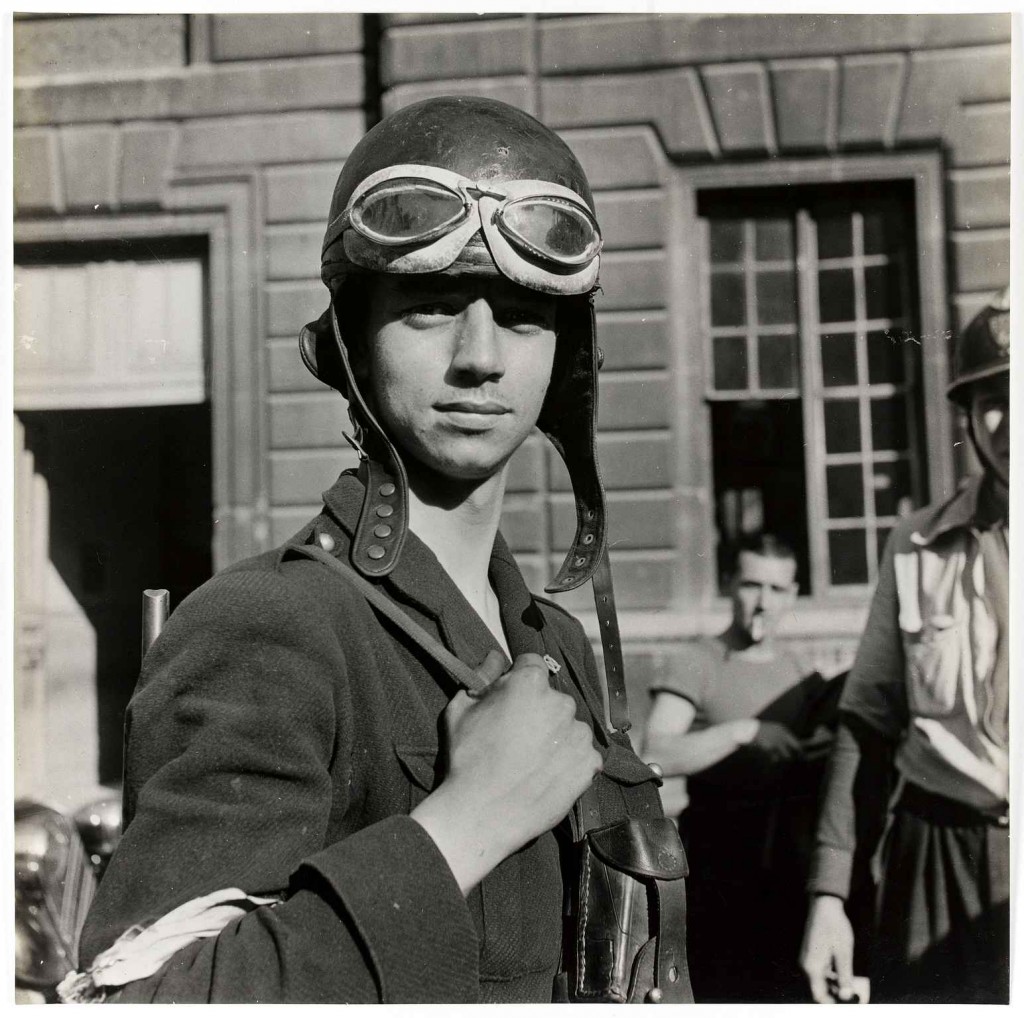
[[66, 97, 687, 1004], [645, 534, 842, 1001]]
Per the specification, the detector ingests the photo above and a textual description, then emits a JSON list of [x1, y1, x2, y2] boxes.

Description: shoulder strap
[[289, 543, 490, 695], [592, 550, 630, 734]]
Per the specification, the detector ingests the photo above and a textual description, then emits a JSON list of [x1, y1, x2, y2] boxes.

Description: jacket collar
[[317, 469, 601, 736], [913, 474, 1005, 546], [320, 470, 552, 663]]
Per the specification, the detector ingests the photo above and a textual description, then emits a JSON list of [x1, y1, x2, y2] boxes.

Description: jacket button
[[379, 482, 396, 497], [647, 761, 664, 779], [376, 505, 394, 518], [318, 533, 336, 552], [367, 544, 386, 560], [645, 987, 663, 1003], [373, 524, 392, 539]]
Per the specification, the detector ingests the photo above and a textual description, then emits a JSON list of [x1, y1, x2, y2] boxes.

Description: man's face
[[359, 274, 558, 482], [732, 551, 798, 645], [968, 372, 1010, 488]]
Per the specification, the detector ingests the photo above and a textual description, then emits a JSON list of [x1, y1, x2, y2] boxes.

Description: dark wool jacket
[[80, 471, 664, 1003]]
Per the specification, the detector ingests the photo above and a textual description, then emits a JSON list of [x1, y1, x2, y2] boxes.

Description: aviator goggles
[[323, 163, 603, 296]]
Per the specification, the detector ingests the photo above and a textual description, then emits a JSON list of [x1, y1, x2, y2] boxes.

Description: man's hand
[[411, 650, 603, 894], [746, 720, 805, 764], [800, 724, 837, 763], [800, 894, 858, 1003]]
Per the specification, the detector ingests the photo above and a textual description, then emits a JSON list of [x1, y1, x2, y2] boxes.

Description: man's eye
[[497, 309, 550, 333], [402, 303, 455, 325]]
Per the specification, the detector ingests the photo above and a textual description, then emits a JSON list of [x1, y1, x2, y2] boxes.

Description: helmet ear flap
[[299, 308, 350, 397], [537, 293, 608, 592]]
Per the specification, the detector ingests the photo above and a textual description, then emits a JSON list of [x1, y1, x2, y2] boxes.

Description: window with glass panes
[[700, 186, 927, 595]]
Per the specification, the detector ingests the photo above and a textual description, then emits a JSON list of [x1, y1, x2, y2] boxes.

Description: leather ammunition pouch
[[558, 811, 692, 1004]]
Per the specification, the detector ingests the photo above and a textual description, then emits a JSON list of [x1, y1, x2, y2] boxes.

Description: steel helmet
[[300, 96, 607, 592], [947, 286, 1010, 406]]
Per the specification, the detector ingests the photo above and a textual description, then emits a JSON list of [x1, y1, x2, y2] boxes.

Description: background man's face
[[969, 373, 1010, 487], [361, 274, 557, 482], [732, 550, 798, 644]]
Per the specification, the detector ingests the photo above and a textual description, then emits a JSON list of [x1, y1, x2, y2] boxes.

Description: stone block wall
[[13, 13, 1012, 739]]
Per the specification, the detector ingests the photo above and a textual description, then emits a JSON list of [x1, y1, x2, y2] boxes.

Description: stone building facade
[[12, 13, 1011, 802]]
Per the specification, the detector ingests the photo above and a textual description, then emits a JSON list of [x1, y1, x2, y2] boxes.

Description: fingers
[[806, 967, 832, 1005], [445, 689, 475, 726], [799, 934, 833, 1004], [832, 935, 855, 996]]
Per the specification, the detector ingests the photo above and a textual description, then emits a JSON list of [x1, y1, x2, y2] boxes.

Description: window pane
[[758, 334, 800, 389], [823, 399, 861, 453], [817, 212, 852, 259], [820, 332, 858, 387], [710, 220, 744, 263], [863, 208, 905, 256], [713, 335, 748, 390], [756, 269, 797, 325], [818, 268, 855, 323], [871, 460, 911, 517], [866, 328, 905, 385], [865, 263, 903, 320], [870, 396, 908, 451], [755, 218, 794, 261], [827, 464, 865, 518], [829, 529, 868, 585], [711, 270, 746, 326]]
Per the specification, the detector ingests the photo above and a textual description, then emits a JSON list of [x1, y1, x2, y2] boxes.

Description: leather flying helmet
[[947, 285, 1010, 406], [300, 96, 607, 592]]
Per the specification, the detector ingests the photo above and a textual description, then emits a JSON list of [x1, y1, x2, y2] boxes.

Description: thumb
[[471, 648, 508, 691], [444, 689, 475, 727]]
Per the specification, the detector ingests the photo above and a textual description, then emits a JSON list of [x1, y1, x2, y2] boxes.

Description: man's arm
[[643, 692, 758, 777], [801, 532, 907, 1003], [81, 563, 599, 1003], [80, 567, 482, 1004]]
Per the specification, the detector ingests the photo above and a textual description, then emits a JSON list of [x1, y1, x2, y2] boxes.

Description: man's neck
[[406, 465, 508, 618], [722, 622, 777, 661]]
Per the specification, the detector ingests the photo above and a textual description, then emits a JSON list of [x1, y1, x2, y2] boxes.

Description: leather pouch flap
[[588, 817, 688, 881], [601, 743, 661, 787]]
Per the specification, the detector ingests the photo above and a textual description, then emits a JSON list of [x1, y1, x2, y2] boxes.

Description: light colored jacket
[[841, 476, 1008, 811]]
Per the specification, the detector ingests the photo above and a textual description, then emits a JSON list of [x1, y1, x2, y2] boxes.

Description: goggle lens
[[499, 198, 601, 265], [353, 180, 467, 243]]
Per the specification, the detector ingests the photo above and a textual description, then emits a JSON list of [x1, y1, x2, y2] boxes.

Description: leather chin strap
[[298, 290, 631, 733], [537, 295, 630, 734]]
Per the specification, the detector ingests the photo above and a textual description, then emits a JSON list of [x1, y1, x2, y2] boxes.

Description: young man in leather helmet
[[68, 96, 691, 1005], [800, 287, 1011, 1004]]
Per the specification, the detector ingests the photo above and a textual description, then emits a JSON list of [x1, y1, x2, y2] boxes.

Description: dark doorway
[[18, 404, 213, 785]]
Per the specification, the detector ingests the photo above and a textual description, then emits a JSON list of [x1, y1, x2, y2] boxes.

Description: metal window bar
[[796, 208, 830, 595]]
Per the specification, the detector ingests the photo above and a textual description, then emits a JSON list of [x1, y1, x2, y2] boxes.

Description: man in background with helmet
[[800, 287, 1010, 1004], [66, 97, 689, 1004]]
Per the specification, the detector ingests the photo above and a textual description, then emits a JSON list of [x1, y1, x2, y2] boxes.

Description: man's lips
[[434, 400, 510, 415]]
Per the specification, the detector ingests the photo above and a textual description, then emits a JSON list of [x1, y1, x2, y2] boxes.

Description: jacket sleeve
[[79, 566, 479, 1003], [807, 532, 906, 900]]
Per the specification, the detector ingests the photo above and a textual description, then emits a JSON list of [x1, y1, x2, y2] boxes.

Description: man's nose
[[450, 299, 504, 381]]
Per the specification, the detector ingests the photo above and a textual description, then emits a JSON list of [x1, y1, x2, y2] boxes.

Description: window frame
[[667, 152, 952, 607]]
